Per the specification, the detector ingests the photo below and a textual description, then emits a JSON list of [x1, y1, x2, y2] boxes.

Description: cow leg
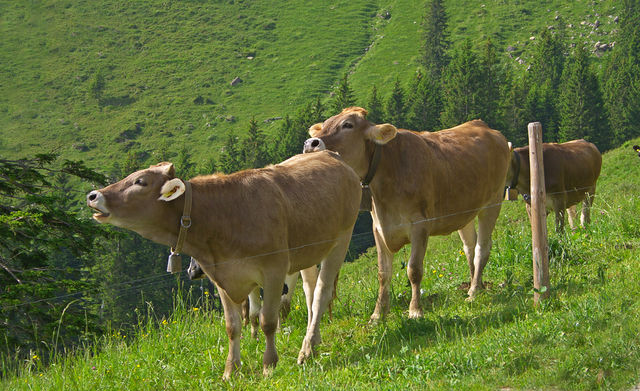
[[218, 288, 243, 380], [567, 205, 578, 230], [457, 220, 477, 283], [581, 191, 595, 227], [298, 232, 349, 364], [371, 225, 394, 322], [468, 202, 501, 299], [260, 274, 284, 377], [300, 266, 319, 328], [248, 287, 261, 340], [407, 224, 429, 318], [280, 272, 299, 321], [555, 208, 566, 233]]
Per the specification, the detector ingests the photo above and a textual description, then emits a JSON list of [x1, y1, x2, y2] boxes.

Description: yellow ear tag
[[163, 187, 178, 199]]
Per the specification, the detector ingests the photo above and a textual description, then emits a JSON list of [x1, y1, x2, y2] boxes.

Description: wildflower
[[32, 354, 39, 360], [432, 270, 436, 274], [295, 305, 300, 310], [439, 274, 443, 278], [204, 290, 210, 296], [162, 319, 168, 325], [192, 307, 199, 312]]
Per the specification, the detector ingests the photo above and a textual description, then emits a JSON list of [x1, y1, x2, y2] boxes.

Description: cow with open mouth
[[87, 150, 361, 379], [304, 107, 511, 321]]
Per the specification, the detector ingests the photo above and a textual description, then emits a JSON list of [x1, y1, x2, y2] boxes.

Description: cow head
[[86, 162, 186, 234], [303, 107, 397, 178]]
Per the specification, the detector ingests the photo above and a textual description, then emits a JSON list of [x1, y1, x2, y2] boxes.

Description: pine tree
[[528, 28, 565, 89], [240, 117, 270, 169], [524, 28, 565, 141], [218, 134, 241, 173], [385, 78, 406, 127], [501, 71, 529, 147], [603, 0, 640, 144], [0, 154, 109, 359], [176, 145, 196, 178], [523, 80, 558, 142], [440, 40, 481, 127], [476, 38, 502, 128], [421, 0, 449, 78], [198, 156, 218, 175], [558, 46, 610, 150], [366, 85, 384, 124], [331, 73, 355, 114], [271, 115, 296, 162], [272, 98, 327, 161], [406, 70, 441, 131]]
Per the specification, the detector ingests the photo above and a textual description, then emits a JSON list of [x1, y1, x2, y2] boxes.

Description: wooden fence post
[[528, 122, 550, 304]]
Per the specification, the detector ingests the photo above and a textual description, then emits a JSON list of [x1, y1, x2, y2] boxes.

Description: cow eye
[[343, 122, 353, 129], [134, 178, 147, 186]]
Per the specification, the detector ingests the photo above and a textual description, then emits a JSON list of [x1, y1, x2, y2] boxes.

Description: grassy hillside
[[0, 0, 620, 170], [0, 0, 377, 166], [3, 143, 640, 389]]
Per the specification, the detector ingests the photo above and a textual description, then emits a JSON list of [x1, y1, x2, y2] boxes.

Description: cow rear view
[[87, 150, 361, 379], [508, 139, 602, 231]]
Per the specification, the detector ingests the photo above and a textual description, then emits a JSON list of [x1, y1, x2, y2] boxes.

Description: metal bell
[[167, 252, 182, 274]]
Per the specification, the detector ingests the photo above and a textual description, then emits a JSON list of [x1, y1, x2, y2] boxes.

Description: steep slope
[[0, 0, 619, 168]]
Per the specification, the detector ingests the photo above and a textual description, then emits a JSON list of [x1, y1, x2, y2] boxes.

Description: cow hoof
[[408, 309, 423, 319], [297, 339, 315, 364], [369, 312, 383, 324], [263, 365, 274, 377]]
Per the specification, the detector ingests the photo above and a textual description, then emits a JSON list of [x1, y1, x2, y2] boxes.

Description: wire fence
[[1, 184, 604, 312]]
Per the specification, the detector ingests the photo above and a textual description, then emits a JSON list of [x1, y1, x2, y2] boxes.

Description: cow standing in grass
[[507, 140, 602, 231], [304, 107, 511, 321], [87, 151, 361, 379]]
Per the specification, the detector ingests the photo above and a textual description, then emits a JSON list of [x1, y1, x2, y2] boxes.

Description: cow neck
[[510, 150, 521, 189], [171, 180, 192, 256], [359, 143, 382, 211], [362, 143, 383, 187]]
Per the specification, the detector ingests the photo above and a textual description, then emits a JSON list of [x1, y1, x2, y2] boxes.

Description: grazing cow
[[86, 151, 361, 378], [507, 140, 602, 231], [304, 107, 510, 320]]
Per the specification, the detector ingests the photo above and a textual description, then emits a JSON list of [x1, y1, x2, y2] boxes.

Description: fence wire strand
[[1, 185, 604, 311]]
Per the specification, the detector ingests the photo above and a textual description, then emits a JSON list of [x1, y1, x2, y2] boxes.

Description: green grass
[[0, 0, 619, 170], [3, 142, 640, 390]]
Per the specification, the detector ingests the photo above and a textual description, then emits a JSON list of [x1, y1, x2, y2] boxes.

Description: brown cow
[[303, 107, 510, 321], [86, 151, 361, 379], [506, 139, 602, 231]]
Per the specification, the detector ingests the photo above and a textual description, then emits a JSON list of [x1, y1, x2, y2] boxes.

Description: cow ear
[[152, 162, 175, 177], [367, 123, 397, 145], [308, 123, 323, 137], [158, 178, 185, 202]]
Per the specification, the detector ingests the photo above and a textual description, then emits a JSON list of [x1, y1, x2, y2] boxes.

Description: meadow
[[0, 0, 619, 167], [3, 141, 639, 390]]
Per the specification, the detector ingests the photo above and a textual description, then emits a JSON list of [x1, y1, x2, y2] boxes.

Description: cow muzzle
[[87, 190, 111, 221], [303, 137, 326, 153]]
